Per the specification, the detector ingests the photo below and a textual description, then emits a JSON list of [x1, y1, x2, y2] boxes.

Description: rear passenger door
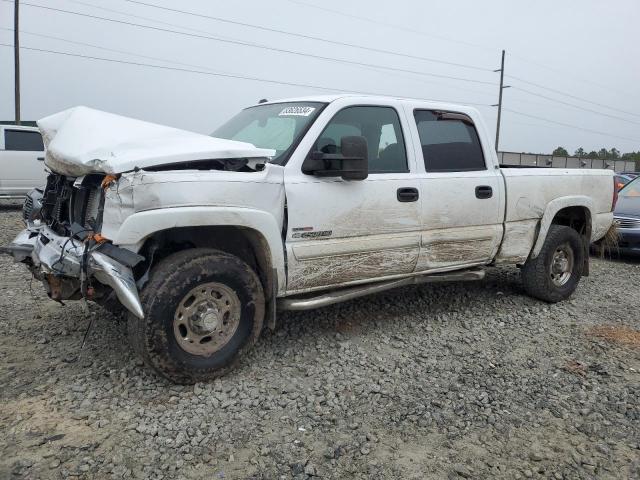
[[407, 108, 504, 271], [0, 128, 46, 195]]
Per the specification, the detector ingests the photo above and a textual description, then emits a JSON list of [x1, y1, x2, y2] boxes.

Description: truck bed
[[495, 167, 614, 264]]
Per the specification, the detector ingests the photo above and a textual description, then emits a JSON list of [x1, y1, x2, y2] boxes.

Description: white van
[[0, 125, 47, 198]]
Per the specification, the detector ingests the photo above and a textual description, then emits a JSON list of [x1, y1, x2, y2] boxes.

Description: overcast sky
[[1, 0, 639, 154]]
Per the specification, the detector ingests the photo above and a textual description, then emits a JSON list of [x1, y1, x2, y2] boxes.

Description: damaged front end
[[1, 174, 145, 318]]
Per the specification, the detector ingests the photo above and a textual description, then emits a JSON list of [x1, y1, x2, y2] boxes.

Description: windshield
[[212, 102, 325, 165], [620, 176, 640, 197]]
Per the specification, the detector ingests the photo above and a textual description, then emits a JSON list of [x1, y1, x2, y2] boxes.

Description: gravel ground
[[1, 204, 639, 480]]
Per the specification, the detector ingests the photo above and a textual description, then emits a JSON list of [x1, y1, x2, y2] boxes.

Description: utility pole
[[14, 0, 21, 125], [492, 50, 510, 152]]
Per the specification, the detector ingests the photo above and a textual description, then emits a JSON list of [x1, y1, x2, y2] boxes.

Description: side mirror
[[302, 135, 368, 181]]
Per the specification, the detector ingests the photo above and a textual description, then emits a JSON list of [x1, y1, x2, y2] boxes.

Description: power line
[[503, 109, 640, 144], [10, 4, 632, 147], [505, 119, 567, 131], [0, 43, 492, 107], [512, 86, 640, 126], [59, 1, 498, 100], [286, 0, 640, 114], [64, 0, 260, 44], [286, 0, 498, 53], [7, 27, 497, 104], [506, 74, 640, 119], [6, 0, 496, 87], [9, 28, 489, 105], [119, 0, 490, 72], [0, 27, 245, 72], [507, 52, 638, 101], [503, 121, 637, 152], [0, 42, 353, 93], [0, 28, 495, 106], [5, 48, 633, 150], [357, 64, 498, 99]]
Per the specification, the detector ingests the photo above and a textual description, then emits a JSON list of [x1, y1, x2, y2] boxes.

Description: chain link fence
[[498, 152, 636, 172]]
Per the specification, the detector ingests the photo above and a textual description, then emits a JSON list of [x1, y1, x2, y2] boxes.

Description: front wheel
[[128, 248, 265, 384], [521, 225, 585, 302]]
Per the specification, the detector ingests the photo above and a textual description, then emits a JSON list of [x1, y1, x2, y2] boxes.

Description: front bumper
[[613, 216, 640, 255], [1, 225, 144, 318], [617, 229, 640, 254]]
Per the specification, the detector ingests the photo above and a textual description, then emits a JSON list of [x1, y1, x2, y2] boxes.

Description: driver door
[[283, 103, 422, 294]]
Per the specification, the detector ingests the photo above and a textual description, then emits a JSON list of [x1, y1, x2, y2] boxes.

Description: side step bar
[[0, 195, 26, 200], [278, 267, 485, 311]]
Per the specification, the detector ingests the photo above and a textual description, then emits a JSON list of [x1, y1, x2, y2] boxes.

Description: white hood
[[37, 106, 275, 176]]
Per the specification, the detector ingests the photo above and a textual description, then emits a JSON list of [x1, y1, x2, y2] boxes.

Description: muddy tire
[[521, 225, 584, 303], [127, 248, 265, 384]]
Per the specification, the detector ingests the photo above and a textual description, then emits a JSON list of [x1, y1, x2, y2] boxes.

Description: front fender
[[111, 206, 286, 293], [531, 195, 594, 258]]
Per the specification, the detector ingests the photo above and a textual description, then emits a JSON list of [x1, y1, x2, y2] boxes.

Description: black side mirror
[[302, 135, 368, 181], [340, 136, 368, 180]]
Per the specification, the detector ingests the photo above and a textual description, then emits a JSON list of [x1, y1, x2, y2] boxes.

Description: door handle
[[37, 157, 45, 162], [397, 187, 419, 202], [475, 185, 493, 199]]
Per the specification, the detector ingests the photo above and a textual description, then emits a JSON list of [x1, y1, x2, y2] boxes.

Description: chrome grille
[[614, 217, 640, 229], [69, 175, 105, 232], [42, 174, 73, 232], [83, 188, 101, 229], [22, 195, 33, 221]]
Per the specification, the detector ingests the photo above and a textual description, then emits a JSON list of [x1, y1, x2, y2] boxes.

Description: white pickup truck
[[2, 96, 615, 383]]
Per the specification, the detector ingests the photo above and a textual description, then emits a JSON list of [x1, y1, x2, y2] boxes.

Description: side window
[[414, 110, 485, 172], [4, 130, 44, 151], [319, 123, 361, 154], [312, 106, 408, 173]]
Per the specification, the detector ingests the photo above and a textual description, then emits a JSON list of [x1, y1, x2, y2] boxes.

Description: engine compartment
[[37, 173, 105, 236]]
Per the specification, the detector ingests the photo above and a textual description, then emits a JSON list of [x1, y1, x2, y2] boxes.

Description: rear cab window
[[413, 110, 485, 172], [4, 129, 44, 151]]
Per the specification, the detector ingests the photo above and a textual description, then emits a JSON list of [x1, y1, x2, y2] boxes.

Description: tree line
[[551, 146, 640, 162]]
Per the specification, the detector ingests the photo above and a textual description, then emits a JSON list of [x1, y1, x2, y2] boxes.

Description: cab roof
[[254, 94, 481, 116]]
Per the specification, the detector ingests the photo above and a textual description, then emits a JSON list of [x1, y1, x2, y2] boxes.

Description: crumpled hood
[[37, 106, 275, 176]]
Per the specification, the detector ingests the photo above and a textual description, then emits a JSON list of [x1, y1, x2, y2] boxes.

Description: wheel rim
[[173, 282, 241, 357], [550, 243, 574, 287]]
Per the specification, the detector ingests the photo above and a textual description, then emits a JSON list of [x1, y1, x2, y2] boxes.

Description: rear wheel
[[521, 225, 584, 302], [128, 248, 265, 384]]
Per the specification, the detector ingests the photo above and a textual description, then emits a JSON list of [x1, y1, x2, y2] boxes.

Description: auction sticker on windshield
[[279, 106, 316, 117]]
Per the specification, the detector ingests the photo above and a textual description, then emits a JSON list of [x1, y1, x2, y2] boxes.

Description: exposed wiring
[[49, 227, 94, 275]]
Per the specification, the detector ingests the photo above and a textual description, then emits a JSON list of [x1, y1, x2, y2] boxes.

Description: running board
[[278, 268, 485, 311]]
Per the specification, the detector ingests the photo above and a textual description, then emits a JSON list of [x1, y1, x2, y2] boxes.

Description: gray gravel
[[1, 204, 639, 480]]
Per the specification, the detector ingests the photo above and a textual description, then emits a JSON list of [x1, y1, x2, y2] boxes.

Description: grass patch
[[594, 223, 620, 258], [588, 324, 640, 348]]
